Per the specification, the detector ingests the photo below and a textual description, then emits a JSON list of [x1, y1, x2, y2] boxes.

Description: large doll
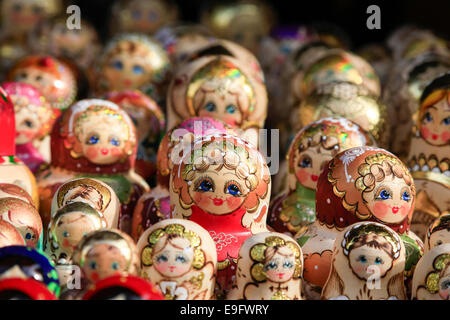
[[170, 133, 271, 297], [2, 82, 55, 172], [137, 219, 217, 300], [269, 117, 374, 237], [36, 99, 149, 234], [321, 221, 407, 300], [407, 73, 450, 239], [297, 146, 423, 299], [227, 232, 303, 300]]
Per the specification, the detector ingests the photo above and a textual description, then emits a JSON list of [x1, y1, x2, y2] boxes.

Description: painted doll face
[[83, 243, 128, 282], [264, 250, 296, 283], [14, 107, 41, 144], [294, 147, 334, 190], [76, 113, 129, 165], [120, 0, 169, 34], [2, 0, 50, 33], [348, 244, 393, 280], [103, 53, 152, 91], [363, 174, 413, 224], [429, 230, 450, 249], [50, 22, 93, 57], [54, 213, 99, 251], [438, 267, 450, 300], [189, 166, 247, 215], [420, 99, 450, 146], [153, 240, 194, 278], [0, 203, 40, 247], [13, 68, 58, 101]]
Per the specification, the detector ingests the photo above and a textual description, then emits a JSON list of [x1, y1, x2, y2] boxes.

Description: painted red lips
[[212, 198, 224, 206], [311, 175, 319, 182], [392, 206, 400, 214]]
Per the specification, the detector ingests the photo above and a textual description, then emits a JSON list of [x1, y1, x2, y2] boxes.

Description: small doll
[[170, 133, 271, 296], [2, 82, 55, 172], [131, 117, 236, 241], [411, 243, 450, 300], [82, 274, 164, 300], [0, 198, 42, 248], [322, 221, 407, 300], [425, 215, 450, 253], [0, 183, 35, 207], [227, 232, 303, 300], [7, 55, 77, 111], [49, 178, 121, 233], [407, 73, 449, 239], [0, 220, 25, 247], [94, 34, 170, 105], [0, 86, 39, 207], [104, 90, 165, 184], [109, 0, 178, 36], [137, 219, 217, 300], [0, 278, 57, 300], [269, 117, 374, 237], [297, 146, 423, 299], [0, 245, 60, 297], [36, 99, 149, 234]]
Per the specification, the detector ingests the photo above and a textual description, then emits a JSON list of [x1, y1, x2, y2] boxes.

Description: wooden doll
[[0, 183, 35, 207], [322, 221, 407, 300], [411, 243, 450, 300], [227, 232, 303, 300], [269, 117, 374, 237], [2, 82, 55, 172], [131, 116, 236, 241], [407, 73, 449, 240], [137, 219, 217, 300], [424, 214, 450, 253], [36, 99, 149, 234], [170, 133, 271, 297]]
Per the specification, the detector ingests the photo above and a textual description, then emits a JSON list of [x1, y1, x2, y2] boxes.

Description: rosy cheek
[[421, 126, 431, 140], [225, 196, 242, 210], [439, 290, 449, 300], [266, 270, 276, 279], [85, 146, 99, 159], [193, 192, 211, 207], [295, 168, 310, 185], [372, 202, 390, 218], [222, 116, 238, 127], [399, 203, 410, 217], [353, 263, 366, 274], [110, 147, 123, 157], [441, 131, 450, 143], [155, 262, 168, 273]]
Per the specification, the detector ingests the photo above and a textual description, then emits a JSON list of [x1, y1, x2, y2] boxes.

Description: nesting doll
[[109, 0, 178, 36], [0, 245, 60, 297], [0, 220, 25, 247], [0, 198, 42, 249], [94, 34, 170, 104], [131, 117, 235, 241], [357, 44, 392, 86], [82, 274, 164, 300], [36, 99, 149, 234], [137, 219, 217, 300], [269, 118, 374, 237], [73, 229, 139, 287], [49, 178, 121, 232], [424, 215, 450, 253], [7, 55, 77, 111], [2, 82, 55, 172], [297, 146, 423, 299], [104, 90, 165, 183], [411, 243, 450, 300], [170, 133, 271, 296], [227, 232, 303, 300], [407, 73, 450, 239], [0, 278, 57, 300], [322, 221, 407, 300], [0, 86, 39, 207], [0, 183, 35, 206]]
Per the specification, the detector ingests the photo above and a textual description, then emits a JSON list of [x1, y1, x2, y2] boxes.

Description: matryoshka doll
[[0, 198, 42, 249], [0, 86, 39, 207], [170, 133, 271, 297], [94, 34, 170, 105], [49, 178, 121, 233], [227, 232, 303, 300], [0, 183, 35, 206], [0, 245, 60, 297], [0, 221, 25, 247], [82, 274, 164, 300], [407, 73, 450, 239], [411, 243, 450, 300], [424, 215, 450, 253], [7, 55, 77, 111], [269, 118, 374, 237], [2, 82, 55, 172], [0, 278, 56, 300], [36, 99, 149, 234], [137, 219, 217, 300], [131, 117, 236, 241], [297, 146, 423, 299], [104, 90, 165, 184], [322, 221, 407, 300]]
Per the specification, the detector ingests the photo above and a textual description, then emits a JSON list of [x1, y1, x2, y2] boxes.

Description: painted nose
[[101, 148, 109, 155]]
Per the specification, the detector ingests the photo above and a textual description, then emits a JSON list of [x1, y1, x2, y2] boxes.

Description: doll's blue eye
[[265, 261, 277, 270], [63, 231, 69, 238], [89, 261, 97, 269], [132, 65, 144, 75], [25, 233, 32, 240], [148, 12, 158, 21], [283, 261, 293, 269], [156, 254, 168, 263], [358, 255, 367, 263], [375, 257, 383, 265], [132, 10, 141, 19], [299, 156, 312, 168], [204, 102, 216, 112], [226, 104, 237, 114], [443, 117, 450, 125], [423, 112, 433, 123], [175, 255, 186, 263], [226, 184, 241, 196], [402, 191, 411, 202], [109, 137, 120, 146], [441, 280, 450, 290], [378, 189, 391, 200], [111, 262, 119, 270], [111, 60, 123, 70], [197, 179, 214, 192], [87, 135, 99, 145]]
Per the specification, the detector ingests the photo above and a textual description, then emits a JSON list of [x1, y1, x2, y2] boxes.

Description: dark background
[[74, 0, 449, 48]]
